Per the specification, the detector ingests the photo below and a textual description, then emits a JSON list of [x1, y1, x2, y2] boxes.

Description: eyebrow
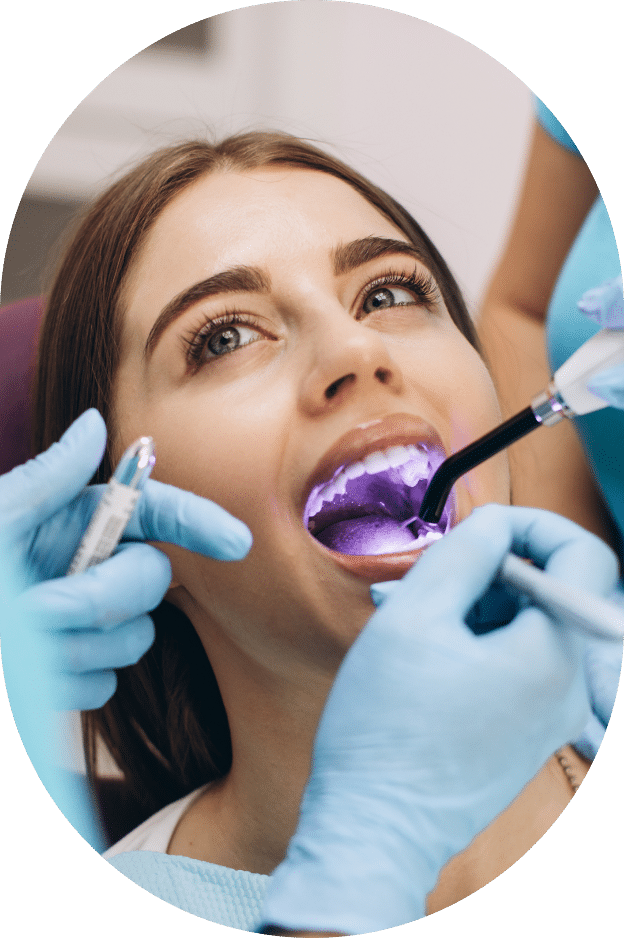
[[143, 236, 429, 360], [144, 266, 270, 359], [332, 236, 428, 277]]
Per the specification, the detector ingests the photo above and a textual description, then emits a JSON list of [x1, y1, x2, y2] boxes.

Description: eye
[[206, 323, 259, 357], [182, 313, 267, 370], [358, 269, 438, 320], [362, 285, 416, 314]]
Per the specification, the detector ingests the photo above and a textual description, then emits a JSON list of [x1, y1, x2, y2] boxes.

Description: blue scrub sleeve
[[534, 96, 581, 156]]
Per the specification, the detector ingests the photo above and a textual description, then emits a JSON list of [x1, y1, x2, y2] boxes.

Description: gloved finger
[[588, 364, 624, 408], [370, 581, 398, 607], [371, 505, 618, 636], [373, 505, 514, 625], [51, 670, 118, 712], [123, 477, 252, 560], [50, 614, 155, 675], [20, 542, 172, 632], [505, 505, 620, 594], [374, 576, 525, 635], [581, 633, 624, 727], [25, 484, 107, 582], [0, 409, 106, 539], [577, 275, 624, 328]]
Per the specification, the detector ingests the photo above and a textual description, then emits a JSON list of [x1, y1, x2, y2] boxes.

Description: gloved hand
[[0, 408, 252, 712], [260, 505, 619, 935], [1, 408, 252, 850], [578, 274, 624, 408]]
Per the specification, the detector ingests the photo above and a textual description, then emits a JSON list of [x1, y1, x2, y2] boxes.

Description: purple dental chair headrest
[[0, 296, 45, 475]]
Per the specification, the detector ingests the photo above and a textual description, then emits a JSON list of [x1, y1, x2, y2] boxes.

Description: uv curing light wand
[[419, 328, 624, 525]]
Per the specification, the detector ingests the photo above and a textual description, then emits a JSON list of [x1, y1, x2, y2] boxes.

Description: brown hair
[[32, 131, 479, 824]]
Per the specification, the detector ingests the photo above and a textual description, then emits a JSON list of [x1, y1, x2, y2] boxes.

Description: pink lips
[[301, 413, 456, 580]]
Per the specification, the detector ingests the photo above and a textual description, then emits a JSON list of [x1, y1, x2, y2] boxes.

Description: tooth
[[321, 481, 338, 503], [363, 451, 390, 474], [405, 444, 430, 467], [417, 529, 443, 547], [398, 460, 428, 487], [306, 491, 324, 520], [384, 445, 411, 467], [344, 461, 366, 480], [333, 473, 348, 496]]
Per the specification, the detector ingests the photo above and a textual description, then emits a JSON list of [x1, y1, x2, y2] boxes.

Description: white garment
[[103, 785, 209, 858]]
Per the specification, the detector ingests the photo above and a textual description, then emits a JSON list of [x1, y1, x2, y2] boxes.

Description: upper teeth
[[308, 443, 430, 518]]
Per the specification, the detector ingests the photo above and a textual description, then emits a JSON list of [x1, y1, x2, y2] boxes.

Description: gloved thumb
[[577, 275, 623, 328], [0, 409, 107, 539]]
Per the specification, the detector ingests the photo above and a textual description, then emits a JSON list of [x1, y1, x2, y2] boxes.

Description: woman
[[28, 131, 611, 929]]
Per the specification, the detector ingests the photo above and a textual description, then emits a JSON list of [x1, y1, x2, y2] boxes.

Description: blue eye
[[206, 324, 259, 357], [362, 285, 416, 314], [183, 313, 266, 370]]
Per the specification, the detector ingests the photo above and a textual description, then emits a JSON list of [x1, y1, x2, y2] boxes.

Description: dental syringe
[[66, 437, 155, 575]]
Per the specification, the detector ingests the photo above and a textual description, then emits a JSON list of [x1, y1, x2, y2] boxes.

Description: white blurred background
[[1, 2, 533, 314]]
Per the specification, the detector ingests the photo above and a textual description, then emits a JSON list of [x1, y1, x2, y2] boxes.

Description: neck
[[167, 614, 336, 874]]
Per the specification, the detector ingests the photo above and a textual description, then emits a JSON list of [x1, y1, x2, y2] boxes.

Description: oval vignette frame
[[0, 2, 622, 937]]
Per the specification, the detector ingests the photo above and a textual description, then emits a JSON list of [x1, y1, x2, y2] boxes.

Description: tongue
[[316, 515, 419, 555]]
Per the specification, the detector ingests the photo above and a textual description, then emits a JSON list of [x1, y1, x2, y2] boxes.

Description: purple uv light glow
[[305, 451, 452, 555]]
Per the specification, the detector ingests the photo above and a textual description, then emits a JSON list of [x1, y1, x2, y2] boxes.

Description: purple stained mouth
[[304, 443, 452, 556]]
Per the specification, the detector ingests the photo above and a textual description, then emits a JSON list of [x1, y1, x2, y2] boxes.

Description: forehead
[[125, 167, 408, 298]]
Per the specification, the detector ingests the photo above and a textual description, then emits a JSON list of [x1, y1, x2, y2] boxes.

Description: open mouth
[[304, 443, 452, 556]]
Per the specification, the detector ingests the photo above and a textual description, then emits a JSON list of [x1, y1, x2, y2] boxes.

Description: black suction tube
[[418, 406, 540, 524]]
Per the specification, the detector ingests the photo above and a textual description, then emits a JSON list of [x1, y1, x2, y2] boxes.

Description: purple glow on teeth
[[305, 444, 452, 556]]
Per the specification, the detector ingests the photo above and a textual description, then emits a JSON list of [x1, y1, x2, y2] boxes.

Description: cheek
[[446, 354, 510, 509], [402, 332, 510, 508], [117, 374, 290, 534], [152, 416, 270, 518], [402, 329, 501, 431], [448, 352, 503, 444]]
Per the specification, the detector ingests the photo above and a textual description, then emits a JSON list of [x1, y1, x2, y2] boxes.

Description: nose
[[298, 309, 404, 417]]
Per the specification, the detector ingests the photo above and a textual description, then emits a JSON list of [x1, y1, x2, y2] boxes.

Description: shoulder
[[103, 785, 210, 858]]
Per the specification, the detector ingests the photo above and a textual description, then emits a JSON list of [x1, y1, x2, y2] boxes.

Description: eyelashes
[[181, 311, 267, 370], [356, 268, 439, 319], [180, 265, 440, 371]]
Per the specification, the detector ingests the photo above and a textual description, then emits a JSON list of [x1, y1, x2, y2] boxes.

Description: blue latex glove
[[373, 579, 624, 763], [0, 408, 251, 850], [0, 408, 251, 712], [260, 505, 619, 934], [578, 274, 624, 408]]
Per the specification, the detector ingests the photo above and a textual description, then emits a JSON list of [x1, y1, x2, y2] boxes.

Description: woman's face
[[113, 167, 509, 671]]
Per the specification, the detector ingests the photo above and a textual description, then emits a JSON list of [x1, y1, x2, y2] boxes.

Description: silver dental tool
[[66, 437, 156, 575], [500, 553, 624, 642]]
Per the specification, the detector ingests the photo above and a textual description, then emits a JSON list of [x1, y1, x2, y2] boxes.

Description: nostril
[[325, 374, 355, 400], [375, 367, 391, 384]]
